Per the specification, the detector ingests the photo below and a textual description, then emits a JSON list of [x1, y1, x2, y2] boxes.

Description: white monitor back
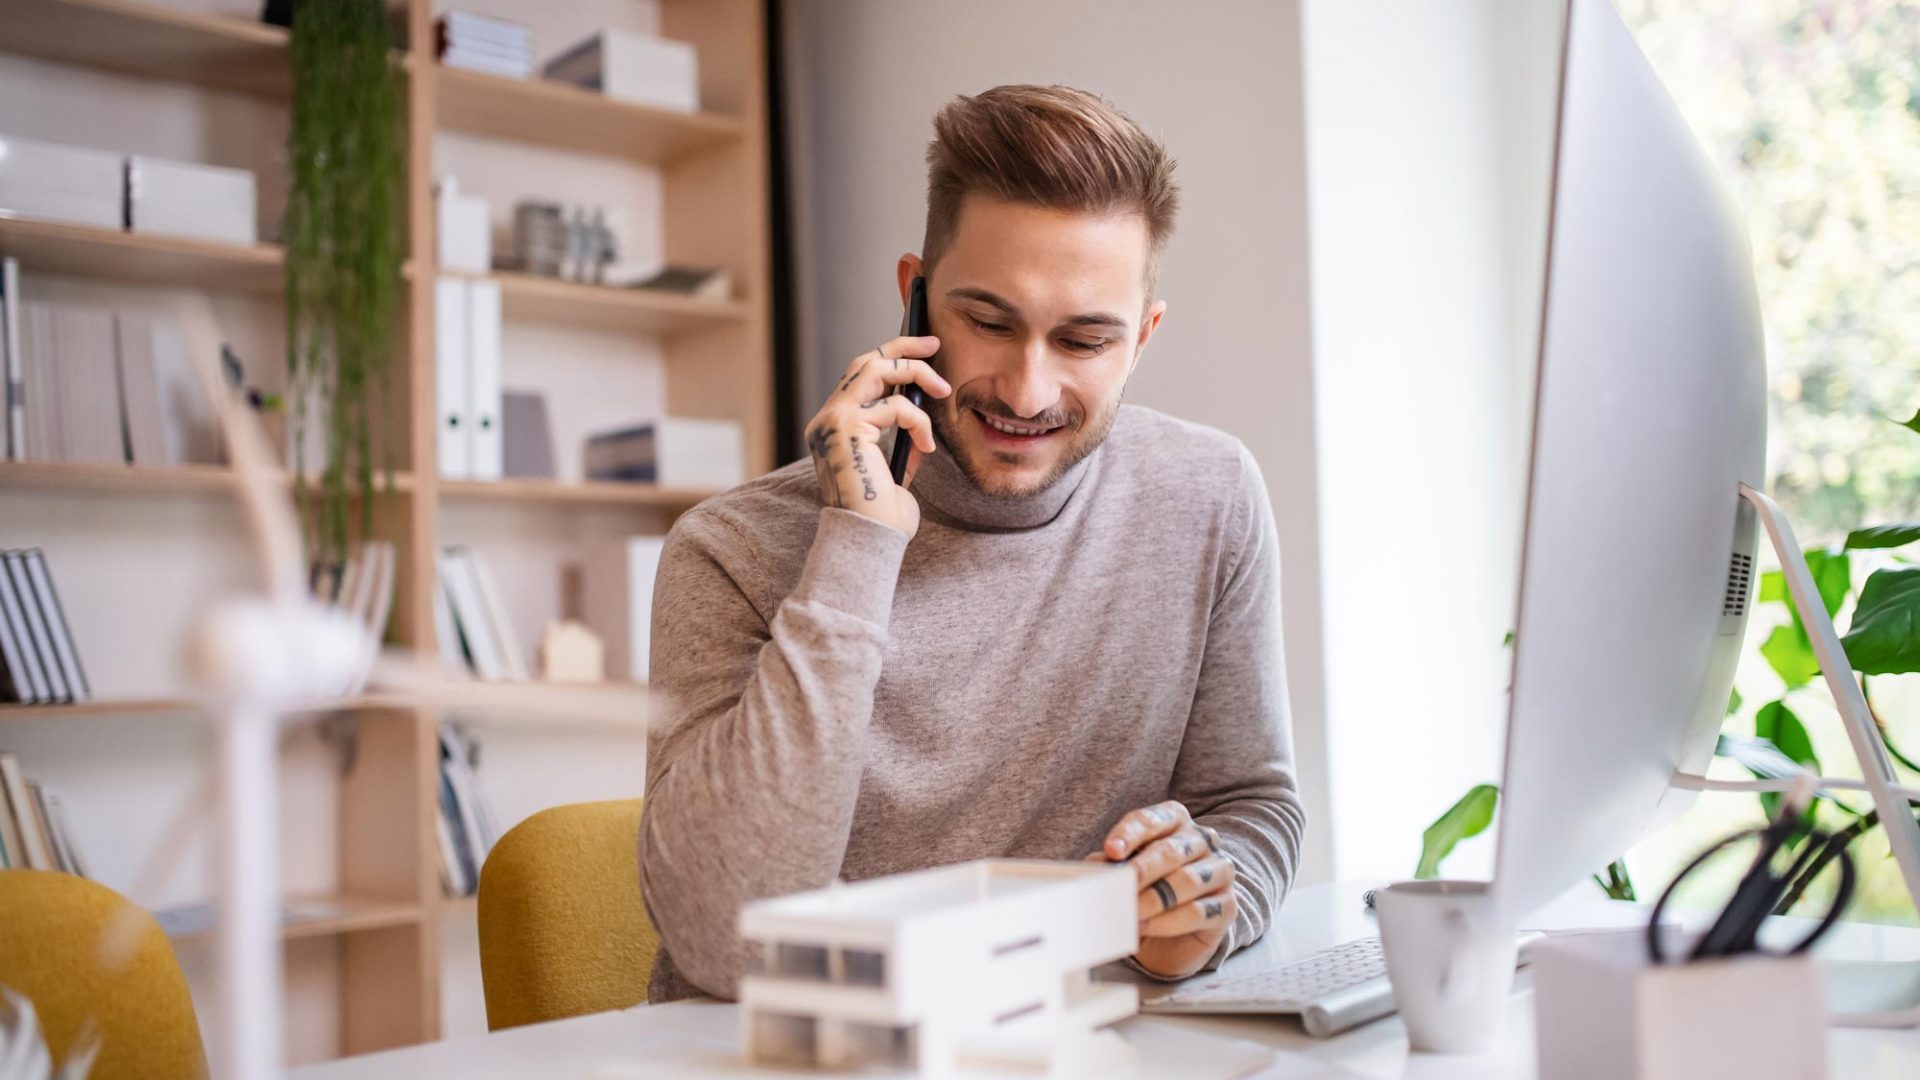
[[1493, 0, 1769, 916]]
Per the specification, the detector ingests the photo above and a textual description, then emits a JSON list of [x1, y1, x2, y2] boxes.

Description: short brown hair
[[922, 84, 1180, 292]]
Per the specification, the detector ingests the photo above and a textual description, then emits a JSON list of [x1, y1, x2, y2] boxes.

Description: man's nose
[[998, 343, 1061, 419]]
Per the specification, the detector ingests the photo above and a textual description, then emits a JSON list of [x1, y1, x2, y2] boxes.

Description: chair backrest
[[476, 798, 657, 1031], [0, 870, 208, 1080]]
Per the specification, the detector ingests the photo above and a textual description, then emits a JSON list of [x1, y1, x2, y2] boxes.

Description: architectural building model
[[737, 860, 1140, 1078]]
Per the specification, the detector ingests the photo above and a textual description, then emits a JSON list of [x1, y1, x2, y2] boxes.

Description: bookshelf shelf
[[0, 461, 417, 498], [162, 895, 425, 944], [439, 477, 720, 508], [0, 460, 238, 495], [0, 0, 292, 98], [0, 693, 431, 722], [0, 217, 283, 293], [434, 64, 744, 162], [495, 271, 750, 335]]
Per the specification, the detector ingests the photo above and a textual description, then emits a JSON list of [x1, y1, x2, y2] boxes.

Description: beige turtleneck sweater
[[639, 404, 1305, 1001]]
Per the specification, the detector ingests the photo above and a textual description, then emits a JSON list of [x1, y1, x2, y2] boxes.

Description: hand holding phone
[[801, 276, 948, 538]]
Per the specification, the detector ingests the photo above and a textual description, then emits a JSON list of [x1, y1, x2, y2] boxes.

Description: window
[[844, 1021, 917, 1069], [771, 943, 830, 980], [749, 1012, 818, 1068], [841, 947, 886, 987], [1618, 0, 1920, 927]]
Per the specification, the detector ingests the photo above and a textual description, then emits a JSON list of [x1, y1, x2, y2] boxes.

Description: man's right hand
[[805, 335, 950, 539]]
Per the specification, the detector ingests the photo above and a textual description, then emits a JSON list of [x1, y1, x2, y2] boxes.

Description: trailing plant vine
[[285, 0, 403, 569]]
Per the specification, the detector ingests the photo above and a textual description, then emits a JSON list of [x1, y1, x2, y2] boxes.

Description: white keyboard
[[1140, 933, 1542, 1039]]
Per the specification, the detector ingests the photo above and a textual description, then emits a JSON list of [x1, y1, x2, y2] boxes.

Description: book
[[432, 576, 467, 674], [45, 790, 84, 877], [53, 305, 123, 464], [26, 781, 59, 872], [436, 760, 476, 895], [5, 551, 67, 703], [0, 753, 50, 870], [439, 548, 505, 680], [23, 550, 88, 702], [19, 301, 58, 461], [441, 49, 533, 80], [463, 547, 526, 680], [116, 311, 168, 466], [0, 760, 20, 868], [2, 257, 20, 461], [0, 554, 49, 704], [363, 541, 396, 643]]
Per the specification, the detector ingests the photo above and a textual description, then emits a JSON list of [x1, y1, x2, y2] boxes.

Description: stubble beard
[[928, 389, 1123, 499]]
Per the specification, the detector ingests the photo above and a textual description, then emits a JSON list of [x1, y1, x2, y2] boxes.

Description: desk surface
[[295, 882, 1920, 1079]]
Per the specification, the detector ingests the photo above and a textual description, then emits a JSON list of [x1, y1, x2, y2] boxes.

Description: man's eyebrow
[[946, 287, 1129, 331]]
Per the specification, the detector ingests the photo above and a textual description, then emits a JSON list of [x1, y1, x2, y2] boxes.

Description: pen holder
[[1532, 930, 1827, 1080]]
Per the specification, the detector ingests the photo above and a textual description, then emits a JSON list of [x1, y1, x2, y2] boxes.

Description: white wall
[[780, 0, 1333, 884], [1300, 1, 1563, 883]]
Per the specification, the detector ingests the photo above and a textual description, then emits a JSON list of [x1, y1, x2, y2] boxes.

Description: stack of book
[[311, 539, 398, 641], [436, 723, 500, 897], [0, 549, 88, 706], [434, 546, 527, 681], [436, 11, 533, 80], [1, 257, 224, 466], [0, 751, 87, 874]]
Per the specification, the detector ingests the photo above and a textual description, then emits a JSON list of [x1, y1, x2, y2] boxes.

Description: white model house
[[737, 860, 1140, 1078]]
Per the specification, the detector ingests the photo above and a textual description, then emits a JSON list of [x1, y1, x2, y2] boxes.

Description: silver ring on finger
[[1151, 878, 1178, 914]]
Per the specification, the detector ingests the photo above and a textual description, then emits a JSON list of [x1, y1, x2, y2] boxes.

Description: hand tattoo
[[849, 436, 878, 501], [808, 425, 844, 508], [1197, 863, 1214, 885], [1202, 899, 1224, 921]]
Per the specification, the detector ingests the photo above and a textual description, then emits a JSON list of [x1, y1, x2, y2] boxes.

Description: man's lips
[[971, 408, 1063, 448]]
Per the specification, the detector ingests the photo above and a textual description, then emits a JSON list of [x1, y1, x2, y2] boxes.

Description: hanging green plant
[[284, 0, 403, 570]]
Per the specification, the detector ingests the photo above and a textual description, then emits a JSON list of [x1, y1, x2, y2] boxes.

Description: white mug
[[1375, 880, 1517, 1054]]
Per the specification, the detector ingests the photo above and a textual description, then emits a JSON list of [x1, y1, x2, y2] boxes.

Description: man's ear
[[1129, 298, 1168, 377], [897, 254, 926, 309]]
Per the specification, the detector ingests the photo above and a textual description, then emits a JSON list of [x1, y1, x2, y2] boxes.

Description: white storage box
[[580, 536, 667, 682], [657, 417, 743, 488], [1532, 930, 1828, 1080], [0, 134, 123, 229], [543, 30, 699, 113], [128, 156, 257, 244]]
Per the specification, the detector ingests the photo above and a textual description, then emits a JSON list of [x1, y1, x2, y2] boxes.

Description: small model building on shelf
[[738, 860, 1139, 1079]]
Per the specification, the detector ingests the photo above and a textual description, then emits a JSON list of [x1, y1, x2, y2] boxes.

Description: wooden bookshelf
[[162, 895, 425, 945], [1, 0, 775, 1061], [0, 218, 283, 293], [0, 0, 292, 98], [439, 477, 720, 508], [434, 64, 743, 161]]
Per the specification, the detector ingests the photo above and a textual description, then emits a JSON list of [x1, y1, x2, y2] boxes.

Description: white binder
[[466, 279, 503, 482], [435, 277, 470, 479]]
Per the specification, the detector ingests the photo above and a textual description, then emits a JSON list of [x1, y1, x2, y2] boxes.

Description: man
[[640, 84, 1304, 1002]]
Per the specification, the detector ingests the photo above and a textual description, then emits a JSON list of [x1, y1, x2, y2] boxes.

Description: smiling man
[[639, 84, 1304, 1001]]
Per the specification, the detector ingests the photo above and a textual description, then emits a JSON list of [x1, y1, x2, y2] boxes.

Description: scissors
[[1646, 777, 1857, 963]]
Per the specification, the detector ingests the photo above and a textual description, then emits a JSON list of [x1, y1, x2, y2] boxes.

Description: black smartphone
[[888, 276, 931, 485]]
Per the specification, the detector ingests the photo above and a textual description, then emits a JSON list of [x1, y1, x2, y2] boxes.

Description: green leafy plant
[[284, 0, 403, 567], [1419, 415, 1920, 913]]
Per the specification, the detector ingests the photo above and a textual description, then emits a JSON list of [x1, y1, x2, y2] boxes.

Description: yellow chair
[[476, 798, 658, 1031], [0, 870, 208, 1080]]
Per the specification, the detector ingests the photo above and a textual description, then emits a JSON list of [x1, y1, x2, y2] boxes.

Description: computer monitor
[[1491, 0, 1769, 916]]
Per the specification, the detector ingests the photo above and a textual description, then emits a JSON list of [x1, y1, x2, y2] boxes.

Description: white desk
[[294, 882, 1920, 1079]]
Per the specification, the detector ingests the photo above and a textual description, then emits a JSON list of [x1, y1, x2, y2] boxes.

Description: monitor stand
[[1667, 484, 1920, 1028]]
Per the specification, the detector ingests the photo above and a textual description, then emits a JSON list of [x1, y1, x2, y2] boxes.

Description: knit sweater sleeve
[[638, 505, 906, 1000], [1171, 445, 1307, 967]]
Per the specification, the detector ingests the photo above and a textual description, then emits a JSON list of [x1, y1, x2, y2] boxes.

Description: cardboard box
[[0, 134, 123, 229], [128, 156, 257, 245]]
